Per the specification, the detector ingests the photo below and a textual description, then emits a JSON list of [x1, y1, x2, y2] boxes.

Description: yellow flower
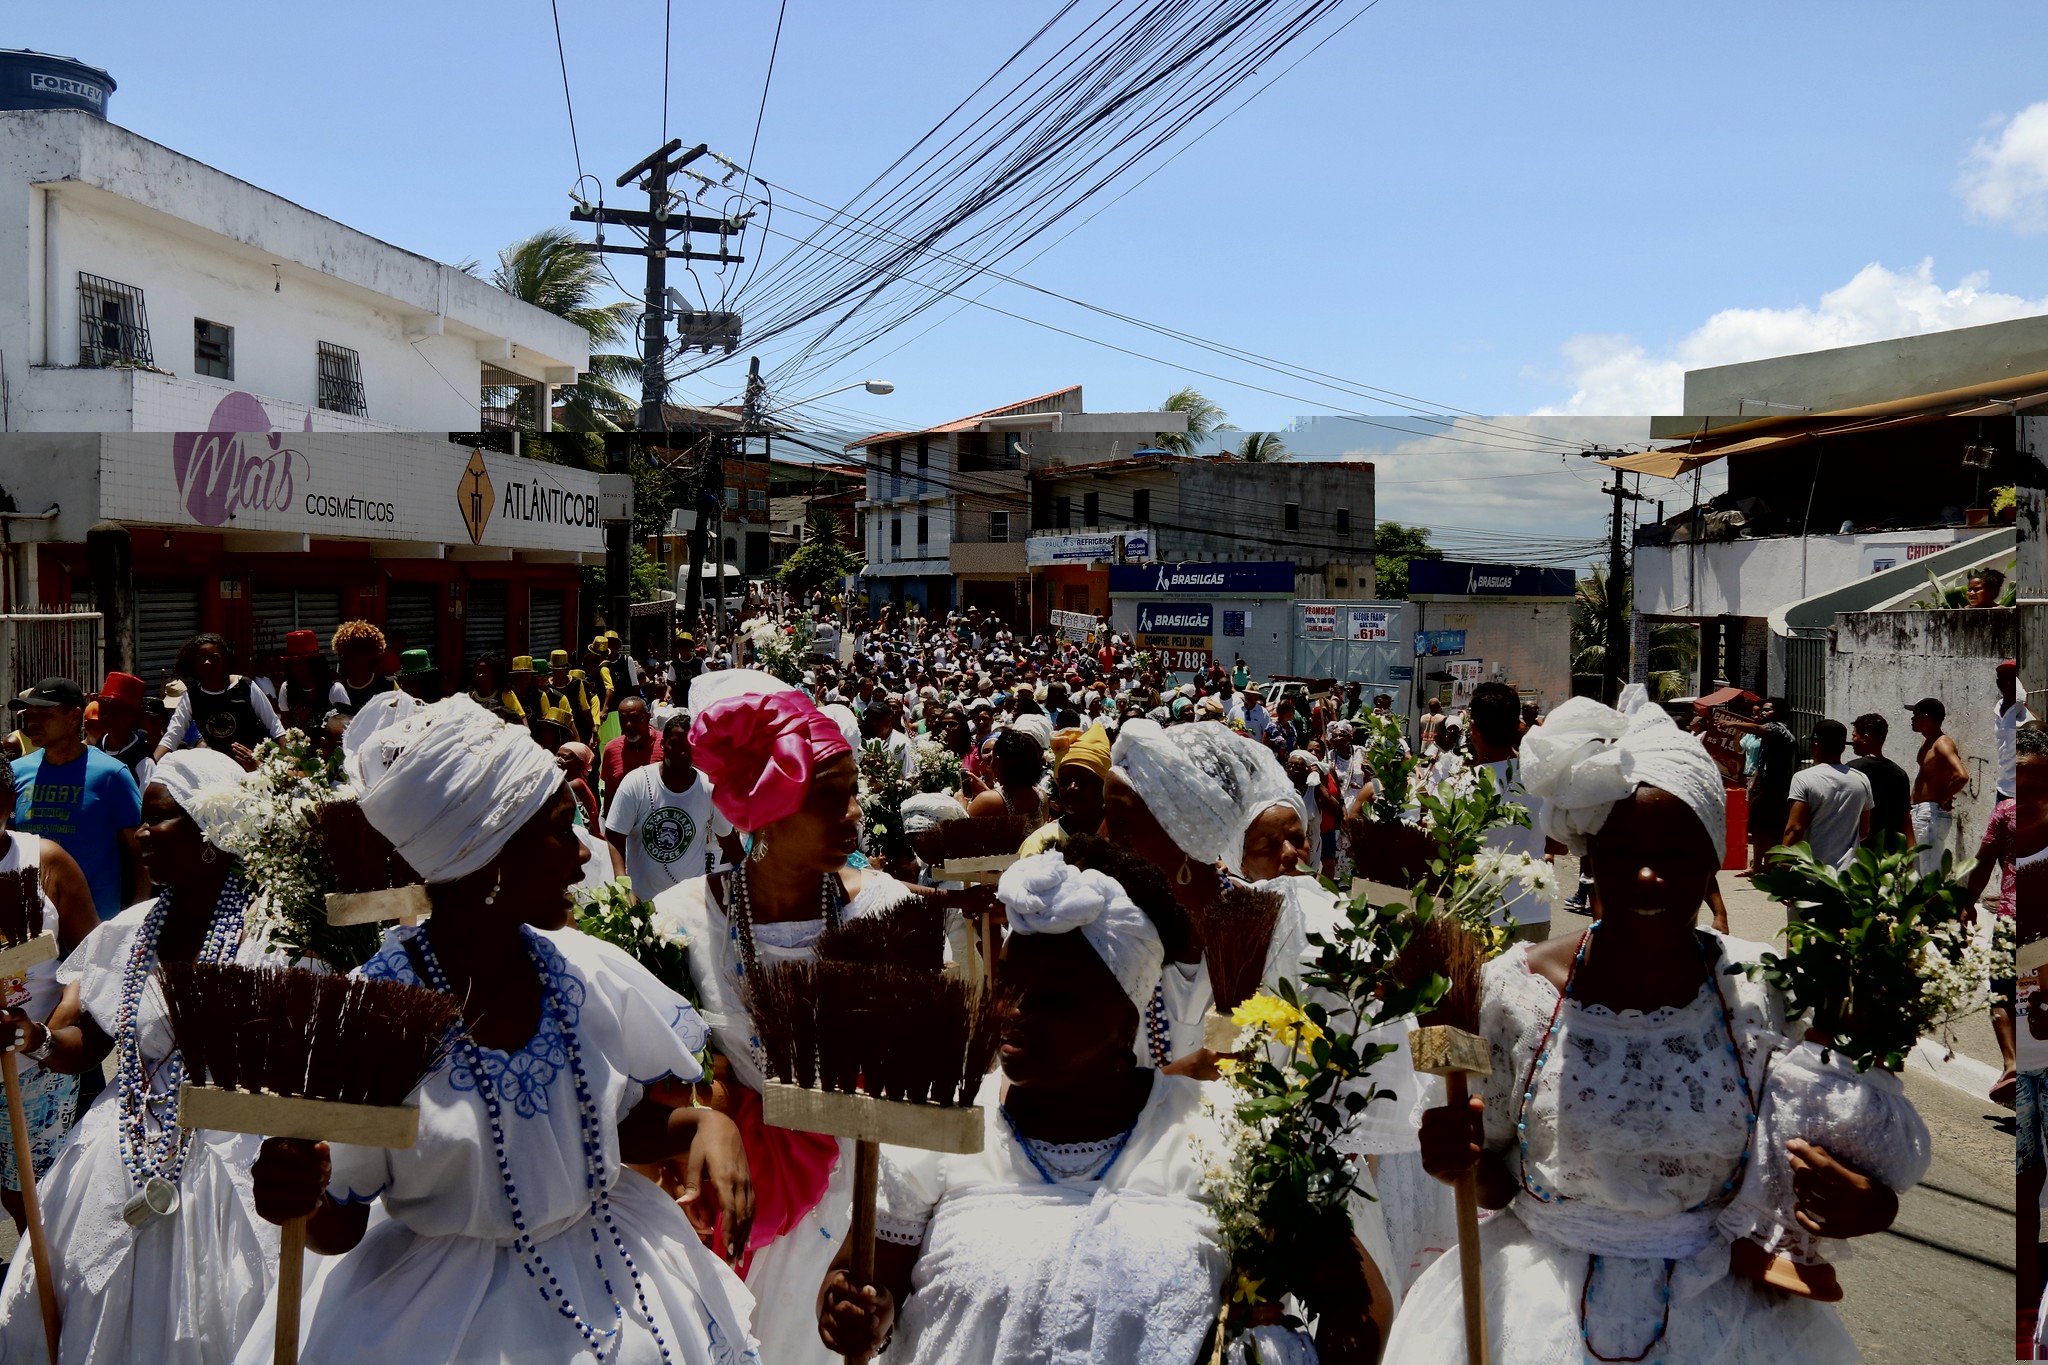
[[1231, 991, 1324, 1050], [1215, 1056, 1241, 1076], [1232, 1272, 1266, 1306]]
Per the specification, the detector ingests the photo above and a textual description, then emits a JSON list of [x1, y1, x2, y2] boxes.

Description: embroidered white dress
[[655, 868, 913, 1365], [873, 1070, 1228, 1365], [232, 926, 759, 1365], [0, 897, 281, 1365], [1381, 935, 1862, 1365]]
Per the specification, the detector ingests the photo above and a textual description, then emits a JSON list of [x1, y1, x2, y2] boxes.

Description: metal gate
[[251, 587, 344, 665], [384, 582, 439, 664], [135, 581, 200, 699], [528, 590, 564, 658], [0, 612, 103, 705], [1782, 630, 1827, 754], [463, 581, 509, 670]]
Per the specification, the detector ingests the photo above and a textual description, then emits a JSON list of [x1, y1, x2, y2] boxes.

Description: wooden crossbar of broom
[[317, 801, 429, 927], [0, 869, 60, 1364], [162, 962, 462, 1365], [1400, 916, 1490, 1365], [751, 920, 1000, 1365], [906, 816, 1026, 993]]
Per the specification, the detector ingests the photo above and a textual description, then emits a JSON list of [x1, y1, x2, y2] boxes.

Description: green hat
[[398, 649, 434, 677]]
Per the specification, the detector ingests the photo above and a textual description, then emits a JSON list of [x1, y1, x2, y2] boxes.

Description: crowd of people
[[0, 593, 2010, 1363]]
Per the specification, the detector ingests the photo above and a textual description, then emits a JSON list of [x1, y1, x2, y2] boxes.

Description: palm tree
[[804, 506, 844, 545], [1155, 386, 1233, 454], [1233, 431, 1289, 462], [1571, 568, 1699, 700], [486, 228, 642, 430]]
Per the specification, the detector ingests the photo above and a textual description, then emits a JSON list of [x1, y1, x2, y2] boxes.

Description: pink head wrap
[[689, 690, 852, 832]]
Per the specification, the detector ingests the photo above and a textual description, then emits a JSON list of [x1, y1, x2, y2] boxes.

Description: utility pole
[[1581, 450, 1649, 706], [572, 140, 744, 648]]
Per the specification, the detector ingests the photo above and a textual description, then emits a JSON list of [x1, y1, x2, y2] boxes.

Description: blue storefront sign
[[1413, 629, 1468, 657], [1108, 560, 1295, 595], [1407, 559, 1577, 598]]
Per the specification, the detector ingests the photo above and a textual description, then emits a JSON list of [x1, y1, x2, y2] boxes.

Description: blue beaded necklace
[[998, 1106, 1137, 1186], [413, 927, 675, 1365], [1143, 984, 1171, 1069], [116, 873, 250, 1202], [1514, 924, 1758, 1365]]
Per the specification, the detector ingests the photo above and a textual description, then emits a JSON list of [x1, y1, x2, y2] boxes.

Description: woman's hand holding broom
[[250, 1139, 372, 1256]]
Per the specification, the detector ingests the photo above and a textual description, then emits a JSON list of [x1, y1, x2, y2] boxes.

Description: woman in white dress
[[817, 850, 1244, 1363], [0, 750, 278, 1365], [652, 669, 956, 1365], [245, 696, 759, 1365], [1393, 690, 1898, 1365]]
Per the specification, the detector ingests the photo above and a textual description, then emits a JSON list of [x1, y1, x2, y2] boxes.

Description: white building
[[0, 105, 589, 432]]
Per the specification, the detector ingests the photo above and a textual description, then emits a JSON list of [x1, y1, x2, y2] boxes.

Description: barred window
[[316, 341, 367, 416], [194, 319, 233, 380], [78, 273, 152, 367]]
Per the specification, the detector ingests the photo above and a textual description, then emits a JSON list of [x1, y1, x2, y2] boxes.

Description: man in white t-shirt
[[603, 714, 736, 896], [1783, 717, 1874, 870], [1468, 682, 1563, 943]]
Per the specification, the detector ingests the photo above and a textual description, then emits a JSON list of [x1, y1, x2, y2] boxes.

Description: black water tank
[[0, 51, 115, 117]]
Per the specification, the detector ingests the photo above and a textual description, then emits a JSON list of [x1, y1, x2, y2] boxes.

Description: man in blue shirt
[[11, 677, 142, 921]]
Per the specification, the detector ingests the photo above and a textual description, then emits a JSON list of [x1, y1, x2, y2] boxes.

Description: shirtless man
[[1907, 696, 1969, 876]]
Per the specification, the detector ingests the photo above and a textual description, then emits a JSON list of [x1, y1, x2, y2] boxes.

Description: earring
[[201, 845, 218, 865], [484, 871, 501, 906], [750, 832, 770, 864], [1176, 856, 1191, 886]]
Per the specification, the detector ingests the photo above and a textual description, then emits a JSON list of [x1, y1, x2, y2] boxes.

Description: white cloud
[[1959, 101, 2048, 232], [1537, 259, 2048, 415]]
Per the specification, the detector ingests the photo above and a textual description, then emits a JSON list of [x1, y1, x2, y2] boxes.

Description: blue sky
[[19, 1, 2048, 545]]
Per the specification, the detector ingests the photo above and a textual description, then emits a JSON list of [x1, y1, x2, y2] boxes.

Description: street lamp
[[762, 379, 895, 413]]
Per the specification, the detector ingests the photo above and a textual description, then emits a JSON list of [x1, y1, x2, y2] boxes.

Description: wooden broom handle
[[843, 1138, 881, 1365], [1, 1051, 57, 1365], [274, 1214, 308, 1365], [1444, 1071, 1489, 1365]]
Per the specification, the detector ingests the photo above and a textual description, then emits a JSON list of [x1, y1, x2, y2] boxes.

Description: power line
[[662, 0, 673, 142], [747, 0, 788, 180], [549, 0, 585, 180]]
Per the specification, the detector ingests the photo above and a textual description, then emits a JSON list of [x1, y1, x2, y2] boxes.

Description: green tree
[[1372, 522, 1442, 601], [1571, 568, 1699, 700], [486, 228, 642, 430], [805, 507, 845, 545], [1232, 431, 1289, 462], [779, 540, 863, 594], [1155, 386, 1233, 454]]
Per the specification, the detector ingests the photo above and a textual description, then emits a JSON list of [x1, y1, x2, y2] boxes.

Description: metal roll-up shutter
[[464, 580, 509, 668], [135, 580, 201, 700], [295, 590, 344, 652], [384, 582, 439, 663], [528, 590, 564, 657], [251, 587, 345, 661]]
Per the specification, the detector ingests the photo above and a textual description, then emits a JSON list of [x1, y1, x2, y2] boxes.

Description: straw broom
[[1182, 886, 1285, 1053], [751, 926, 1000, 1365], [0, 869, 60, 1363], [1399, 916, 1490, 1365], [162, 963, 462, 1365], [905, 815, 1027, 992]]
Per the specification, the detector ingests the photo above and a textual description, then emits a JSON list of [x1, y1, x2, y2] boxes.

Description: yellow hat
[[510, 655, 536, 675], [548, 649, 571, 669], [605, 630, 620, 642], [589, 636, 608, 651], [1054, 725, 1112, 781]]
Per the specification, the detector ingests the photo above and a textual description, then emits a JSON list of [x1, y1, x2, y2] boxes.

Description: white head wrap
[[1111, 720, 1304, 876], [1008, 712, 1053, 752], [690, 666, 793, 714], [149, 749, 248, 845], [355, 695, 564, 883], [901, 792, 968, 835], [820, 703, 862, 751], [1518, 684, 1726, 864], [341, 690, 422, 775], [997, 852, 1164, 1021]]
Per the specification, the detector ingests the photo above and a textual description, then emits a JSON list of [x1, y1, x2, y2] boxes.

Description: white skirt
[[1381, 1202, 1861, 1365], [235, 1170, 759, 1365]]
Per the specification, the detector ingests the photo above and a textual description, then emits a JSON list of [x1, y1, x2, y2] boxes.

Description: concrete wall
[[1679, 313, 2048, 418], [1412, 598, 1575, 715], [1636, 527, 1992, 619], [1825, 606, 2038, 866], [0, 109, 587, 432]]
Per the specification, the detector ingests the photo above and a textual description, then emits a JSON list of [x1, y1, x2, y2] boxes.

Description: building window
[[1284, 502, 1300, 531], [1002, 431, 1025, 467], [194, 318, 233, 380], [890, 517, 902, 547], [1133, 489, 1150, 523], [1336, 507, 1350, 536], [78, 273, 152, 368], [747, 489, 767, 512], [1335, 576, 1349, 588], [316, 341, 367, 416], [916, 515, 929, 550], [989, 510, 1010, 542], [1083, 491, 1099, 525], [725, 487, 740, 509], [1055, 496, 1072, 530]]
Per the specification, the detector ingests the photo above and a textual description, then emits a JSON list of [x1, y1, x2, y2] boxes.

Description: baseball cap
[[1907, 697, 1946, 721], [10, 678, 85, 710]]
